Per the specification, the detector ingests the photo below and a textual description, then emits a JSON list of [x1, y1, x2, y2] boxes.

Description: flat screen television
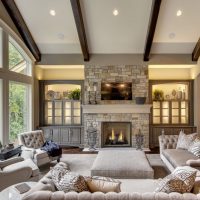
[[101, 82, 132, 100]]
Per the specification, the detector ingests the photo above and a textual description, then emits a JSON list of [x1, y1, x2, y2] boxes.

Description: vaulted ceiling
[[3, 0, 200, 62]]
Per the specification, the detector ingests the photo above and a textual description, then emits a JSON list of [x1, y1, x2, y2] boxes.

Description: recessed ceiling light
[[57, 33, 65, 40], [113, 9, 119, 16], [176, 10, 182, 17], [169, 32, 176, 39], [49, 10, 56, 16]]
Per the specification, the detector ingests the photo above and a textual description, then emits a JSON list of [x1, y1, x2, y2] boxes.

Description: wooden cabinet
[[39, 80, 84, 147], [41, 126, 83, 147], [149, 80, 196, 148]]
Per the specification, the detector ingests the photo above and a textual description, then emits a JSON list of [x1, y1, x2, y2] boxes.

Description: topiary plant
[[68, 88, 81, 100]]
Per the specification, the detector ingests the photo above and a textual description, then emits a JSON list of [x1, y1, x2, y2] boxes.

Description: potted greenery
[[153, 89, 164, 101], [68, 88, 81, 100]]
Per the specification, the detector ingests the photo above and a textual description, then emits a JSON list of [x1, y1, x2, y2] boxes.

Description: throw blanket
[[41, 141, 62, 157]]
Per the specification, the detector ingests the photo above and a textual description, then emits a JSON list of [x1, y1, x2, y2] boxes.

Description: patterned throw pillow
[[155, 166, 197, 193], [85, 176, 121, 193], [176, 131, 198, 150], [51, 165, 88, 193], [188, 138, 200, 158]]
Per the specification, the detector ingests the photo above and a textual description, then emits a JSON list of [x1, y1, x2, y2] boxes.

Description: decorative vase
[[135, 97, 146, 105], [135, 129, 144, 150], [87, 124, 97, 151]]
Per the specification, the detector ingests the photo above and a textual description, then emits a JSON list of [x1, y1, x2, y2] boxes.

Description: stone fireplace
[[83, 65, 150, 149], [102, 122, 131, 147]]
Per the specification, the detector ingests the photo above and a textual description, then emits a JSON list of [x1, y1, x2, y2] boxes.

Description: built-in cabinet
[[149, 80, 196, 148], [39, 80, 84, 147]]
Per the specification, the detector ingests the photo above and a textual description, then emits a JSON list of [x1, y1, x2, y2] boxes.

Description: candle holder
[[93, 83, 97, 104], [88, 91, 91, 104]]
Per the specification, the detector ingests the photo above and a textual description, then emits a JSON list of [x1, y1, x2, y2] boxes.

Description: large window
[[0, 22, 33, 145], [9, 82, 31, 143]]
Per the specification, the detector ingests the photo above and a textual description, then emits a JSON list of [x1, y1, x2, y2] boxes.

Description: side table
[[0, 146, 22, 160], [0, 182, 37, 200]]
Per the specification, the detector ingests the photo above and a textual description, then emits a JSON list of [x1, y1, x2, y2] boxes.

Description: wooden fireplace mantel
[[82, 104, 152, 114]]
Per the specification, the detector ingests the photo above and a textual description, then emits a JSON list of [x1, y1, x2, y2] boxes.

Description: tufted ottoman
[[91, 150, 154, 179]]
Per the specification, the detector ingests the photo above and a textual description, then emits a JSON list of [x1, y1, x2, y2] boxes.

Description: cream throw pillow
[[85, 176, 121, 193], [176, 131, 197, 150], [155, 166, 197, 193]]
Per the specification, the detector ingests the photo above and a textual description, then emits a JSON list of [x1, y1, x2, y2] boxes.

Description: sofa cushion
[[85, 176, 121, 193], [163, 149, 198, 168], [188, 138, 200, 158], [34, 149, 49, 159], [155, 166, 197, 193], [51, 165, 88, 193], [176, 131, 197, 150]]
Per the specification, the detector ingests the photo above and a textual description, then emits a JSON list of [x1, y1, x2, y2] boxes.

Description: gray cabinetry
[[40, 126, 83, 147]]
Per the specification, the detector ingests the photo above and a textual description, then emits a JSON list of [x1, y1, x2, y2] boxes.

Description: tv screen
[[101, 82, 132, 100]]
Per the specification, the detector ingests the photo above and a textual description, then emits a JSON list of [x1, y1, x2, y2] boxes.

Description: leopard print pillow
[[51, 165, 88, 193], [155, 166, 197, 193]]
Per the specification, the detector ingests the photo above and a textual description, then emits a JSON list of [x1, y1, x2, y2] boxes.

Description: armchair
[[18, 130, 61, 167], [0, 157, 39, 191]]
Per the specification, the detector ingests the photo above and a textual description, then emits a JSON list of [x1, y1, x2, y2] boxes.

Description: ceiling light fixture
[[176, 10, 182, 16], [50, 9, 56, 16], [113, 9, 119, 16]]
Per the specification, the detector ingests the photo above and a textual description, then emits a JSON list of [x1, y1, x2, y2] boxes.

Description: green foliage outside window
[[9, 42, 24, 69], [8, 41, 28, 142], [9, 83, 27, 142]]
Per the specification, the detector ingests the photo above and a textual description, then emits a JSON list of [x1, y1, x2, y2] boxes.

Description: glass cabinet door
[[54, 101, 62, 125], [171, 101, 179, 124], [73, 101, 81, 124], [153, 101, 161, 124], [162, 101, 169, 124], [64, 101, 71, 125], [181, 101, 188, 124], [45, 101, 53, 125]]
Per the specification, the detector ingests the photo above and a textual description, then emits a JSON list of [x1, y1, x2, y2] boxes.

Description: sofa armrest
[[159, 135, 179, 154], [186, 159, 200, 167], [0, 157, 24, 168]]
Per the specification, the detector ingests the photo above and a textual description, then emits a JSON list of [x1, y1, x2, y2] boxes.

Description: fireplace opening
[[102, 122, 131, 147]]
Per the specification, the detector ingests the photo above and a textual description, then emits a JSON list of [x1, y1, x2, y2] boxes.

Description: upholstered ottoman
[[91, 150, 154, 179]]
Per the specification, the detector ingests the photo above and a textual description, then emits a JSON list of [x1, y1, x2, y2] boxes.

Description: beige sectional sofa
[[22, 162, 200, 200], [159, 135, 200, 172]]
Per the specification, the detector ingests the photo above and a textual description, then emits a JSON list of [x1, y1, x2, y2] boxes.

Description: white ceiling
[[14, 0, 200, 54], [152, 0, 200, 54]]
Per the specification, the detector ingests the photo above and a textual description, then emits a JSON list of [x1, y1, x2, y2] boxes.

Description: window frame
[[0, 19, 35, 145]]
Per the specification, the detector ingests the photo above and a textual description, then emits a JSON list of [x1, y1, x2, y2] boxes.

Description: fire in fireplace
[[102, 122, 131, 147]]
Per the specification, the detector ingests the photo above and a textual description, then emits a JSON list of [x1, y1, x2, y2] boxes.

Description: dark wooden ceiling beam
[[144, 0, 162, 61], [192, 37, 200, 61], [2, 0, 41, 61], [70, 0, 89, 61]]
